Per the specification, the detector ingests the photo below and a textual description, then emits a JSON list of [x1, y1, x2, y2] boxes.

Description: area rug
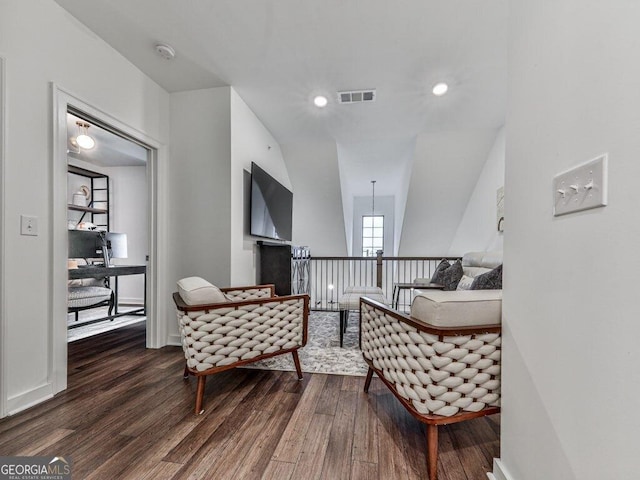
[[67, 306, 145, 342], [244, 310, 368, 377]]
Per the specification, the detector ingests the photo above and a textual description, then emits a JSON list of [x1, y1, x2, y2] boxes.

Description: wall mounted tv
[[250, 162, 293, 241]]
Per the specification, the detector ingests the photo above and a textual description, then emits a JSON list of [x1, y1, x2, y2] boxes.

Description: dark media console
[[257, 242, 310, 296]]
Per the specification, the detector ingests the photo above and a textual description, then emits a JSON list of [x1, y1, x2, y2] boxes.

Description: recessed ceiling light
[[432, 82, 449, 96], [313, 95, 328, 108]]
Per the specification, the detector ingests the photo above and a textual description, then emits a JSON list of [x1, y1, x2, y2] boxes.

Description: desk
[[69, 264, 146, 323], [392, 282, 443, 310]]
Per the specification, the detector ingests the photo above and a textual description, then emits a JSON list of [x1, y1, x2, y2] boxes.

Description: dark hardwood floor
[[0, 323, 499, 479]]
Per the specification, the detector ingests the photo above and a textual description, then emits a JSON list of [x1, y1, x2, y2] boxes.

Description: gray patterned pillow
[[430, 259, 451, 284], [438, 260, 464, 291], [471, 264, 503, 290]]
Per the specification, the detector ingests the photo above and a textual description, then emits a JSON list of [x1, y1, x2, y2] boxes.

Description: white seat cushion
[[344, 285, 385, 294], [411, 290, 502, 327], [340, 288, 387, 310], [68, 286, 112, 309], [177, 277, 227, 305]]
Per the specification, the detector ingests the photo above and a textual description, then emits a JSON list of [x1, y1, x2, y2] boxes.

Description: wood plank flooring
[[0, 323, 499, 479]]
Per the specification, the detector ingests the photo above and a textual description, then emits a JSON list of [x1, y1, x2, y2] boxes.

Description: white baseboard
[[491, 459, 515, 480], [117, 297, 144, 305], [7, 382, 53, 416], [167, 334, 181, 346]]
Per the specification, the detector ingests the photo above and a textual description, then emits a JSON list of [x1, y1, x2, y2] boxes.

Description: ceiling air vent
[[338, 89, 376, 104]]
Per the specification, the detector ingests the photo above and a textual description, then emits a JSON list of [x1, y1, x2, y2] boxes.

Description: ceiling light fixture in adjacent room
[[75, 121, 95, 149], [432, 82, 449, 96], [155, 43, 176, 60], [313, 95, 328, 108]]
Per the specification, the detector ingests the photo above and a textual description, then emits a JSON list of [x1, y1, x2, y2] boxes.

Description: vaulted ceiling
[[55, 0, 507, 252]]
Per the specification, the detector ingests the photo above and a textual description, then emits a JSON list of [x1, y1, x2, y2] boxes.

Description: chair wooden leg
[[291, 350, 303, 380], [426, 424, 438, 480], [364, 367, 374, 393], [194, 376, 206, 415], [183, 363, 190, 379], [339, 310, 346, 347]]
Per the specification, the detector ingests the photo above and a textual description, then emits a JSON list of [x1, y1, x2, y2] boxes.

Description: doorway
[[65, 109, 149, 342], [51, 87, 167, 395]]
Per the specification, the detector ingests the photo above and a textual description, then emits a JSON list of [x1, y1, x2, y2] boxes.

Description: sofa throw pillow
[[438, 260, 464, 291], [470, 264, 503, 290], [456, 275, 474, 291], [430, 259, 451, 284]]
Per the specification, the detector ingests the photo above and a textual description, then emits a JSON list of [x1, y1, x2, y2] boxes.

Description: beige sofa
[[360, 251, 502, 480]]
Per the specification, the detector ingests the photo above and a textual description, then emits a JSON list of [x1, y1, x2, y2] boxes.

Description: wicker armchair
[[360, 295, 501, 480], [173, 277, 309, 414]]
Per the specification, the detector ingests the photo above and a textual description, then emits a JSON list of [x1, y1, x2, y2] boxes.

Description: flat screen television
[[250, 162, 293, 241]]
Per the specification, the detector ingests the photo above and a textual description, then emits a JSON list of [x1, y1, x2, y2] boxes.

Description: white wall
[[336, 139, 416, 256], [352, 195, 394, 257], [282, 141, 347, 256], [448, 127, 505, 255], [230, 88, 291, 285], [0, 0, 170, 414], [109, 165, 147, 303], [399, 130, 496, 255], [499, 2, 640, 480], [168, 87, 232, 292]]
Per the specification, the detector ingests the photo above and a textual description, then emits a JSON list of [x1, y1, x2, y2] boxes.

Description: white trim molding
[[490, 458, 515, 480], [7, 383, 54, 416], [0, 56, 7, 418]]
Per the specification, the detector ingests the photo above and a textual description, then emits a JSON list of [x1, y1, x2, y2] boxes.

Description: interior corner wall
[[0, 0, 170, 415], [282, 141, 347, 256], [398, 130, 496, 256], [502, 2, 640, 479], [229, 88, 291, 285], [352, 195, 394, 257], [169, 87, 232, 294], [448, 127, 505, 255]]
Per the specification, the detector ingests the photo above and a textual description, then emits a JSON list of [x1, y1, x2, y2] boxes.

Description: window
[[362, 215, 383, 257]]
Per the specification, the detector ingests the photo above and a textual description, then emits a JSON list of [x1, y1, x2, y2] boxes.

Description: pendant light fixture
[[371, 180, 376, 216], [75, 121, 95, 150]]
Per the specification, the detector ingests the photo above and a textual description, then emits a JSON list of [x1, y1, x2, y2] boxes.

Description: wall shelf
[[67, 204, 108, 214], [68, 165, 110, 230]]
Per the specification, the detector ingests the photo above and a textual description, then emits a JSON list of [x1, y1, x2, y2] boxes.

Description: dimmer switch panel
[[553, 154, 608, 216]]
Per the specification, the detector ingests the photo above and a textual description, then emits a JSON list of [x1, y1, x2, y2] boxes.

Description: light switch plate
[[20, 215, 38, 236], [553, 154, 608, 216]]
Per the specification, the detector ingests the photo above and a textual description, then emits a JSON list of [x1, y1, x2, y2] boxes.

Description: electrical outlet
[[20, 215, 38, 236], [553, 154, 608, 216]]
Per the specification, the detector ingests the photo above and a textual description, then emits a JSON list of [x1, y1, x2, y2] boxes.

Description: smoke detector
[[155, 43, 176, 60], [337, 89, 376, 104]]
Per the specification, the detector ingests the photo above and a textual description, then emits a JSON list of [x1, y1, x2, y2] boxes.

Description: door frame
[[0, 57, 6, 417], [51, 85, 167, 394]]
